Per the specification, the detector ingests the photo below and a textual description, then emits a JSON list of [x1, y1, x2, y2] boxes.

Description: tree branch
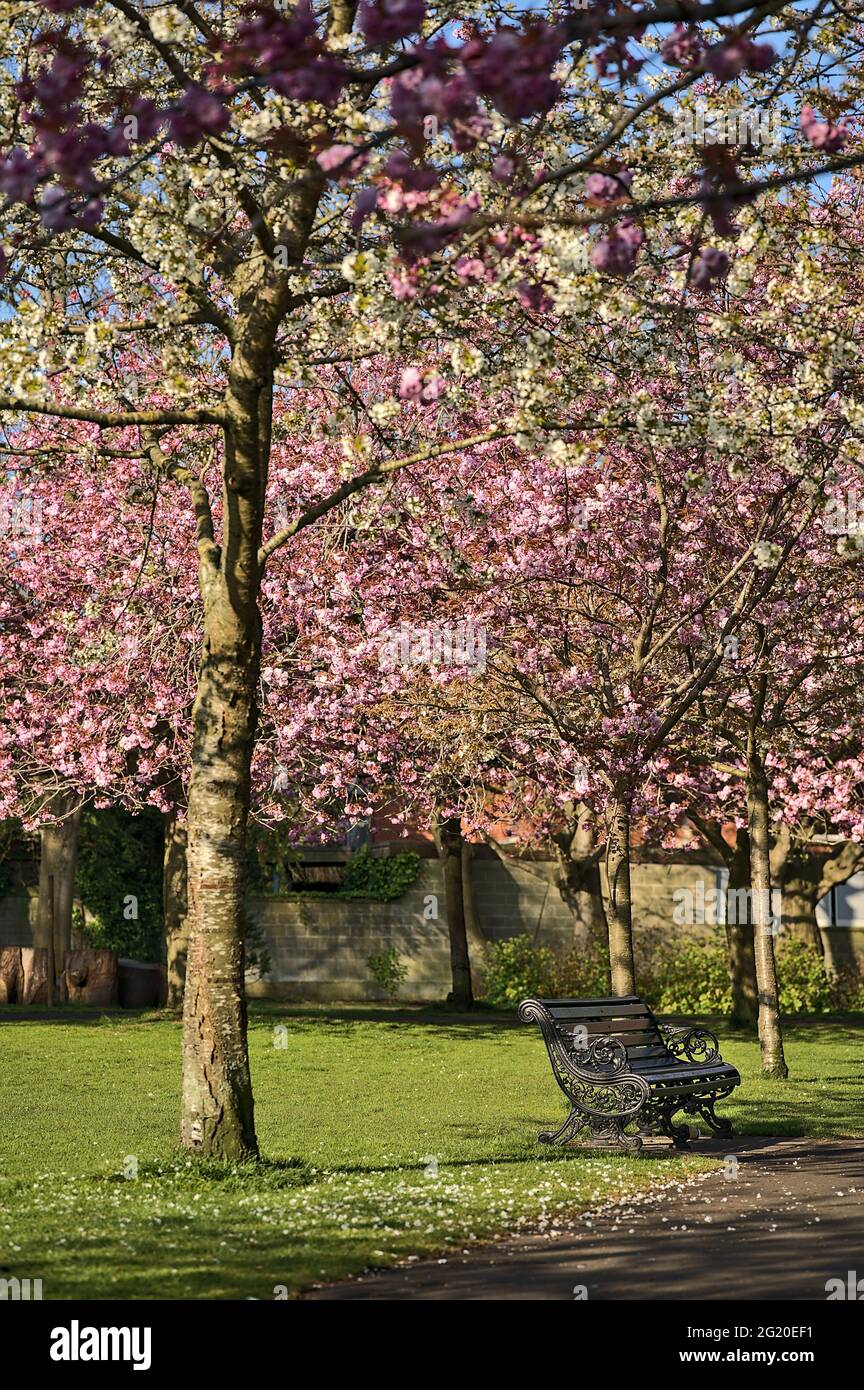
[[0, 397, 226, 428]]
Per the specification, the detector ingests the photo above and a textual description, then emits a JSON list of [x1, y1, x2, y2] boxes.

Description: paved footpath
[[305, 1137, 863, 1300]]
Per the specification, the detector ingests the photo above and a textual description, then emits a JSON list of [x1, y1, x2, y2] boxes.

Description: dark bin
[[118, 958, 167, 1008]]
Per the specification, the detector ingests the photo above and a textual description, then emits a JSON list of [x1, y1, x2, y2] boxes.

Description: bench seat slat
[[542, 1002, 648, 1020], [634, 1063, 740, 1083], [642, 1079, 739, 1101], [574, 1017, 659, 1033]]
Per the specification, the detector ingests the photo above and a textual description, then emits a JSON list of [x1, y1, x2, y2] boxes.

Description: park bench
[[518, 994, 740, 1150]]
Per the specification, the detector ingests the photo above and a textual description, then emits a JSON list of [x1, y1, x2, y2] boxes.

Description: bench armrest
[[660, 1024, 722, 1065], [518, 999, 628, 1078], [518, 998, 649, 1122]]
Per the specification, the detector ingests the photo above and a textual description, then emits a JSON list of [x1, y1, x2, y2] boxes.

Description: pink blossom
[[463, 22, 563, 121], [800, 106, 847, 153], [218, 3, 317, 73], [660, 25, 704, 69], [269, 58, 347, 107], [39, 186, 78, 231], [398, 367, 423, 399], [455, 257, 485, 279], [168, 86, 231, 148], [317, 144, 369, 180], [584, 168, 632, 205], [390, 70, 488, 150], [590, 219, 644, 277], [690, 247, 730, 289], [387, 272, 418, 300], [705, 38, 776, 82], [359, 0, 426, 46], [397, 367, 445, 403], [515, 279, 553, 313], [384, 150, 439, 190], [0, 148, 41, 204], [351, 187, 380, 231]]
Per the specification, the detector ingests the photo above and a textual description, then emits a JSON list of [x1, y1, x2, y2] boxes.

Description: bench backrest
[[538, 995, 670, 1071]]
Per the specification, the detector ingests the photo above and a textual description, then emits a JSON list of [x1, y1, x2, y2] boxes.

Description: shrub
[[75, 807, 164, 962], [341, 846, 421, 900], [482, 935, 556, 1009], [637, 929, 732, 1015], [829, 962, 864, 1012], [548, 937, 613, 998], [775, 937, 835, 1014], [367, 947, 408, 997]]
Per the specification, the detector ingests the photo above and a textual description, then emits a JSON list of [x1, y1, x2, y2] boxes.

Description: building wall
[[4, 856, 864, 1002], [247, 858, 864, 1001], [248, 862, 450, 1002], [0, 839, 38, 949]]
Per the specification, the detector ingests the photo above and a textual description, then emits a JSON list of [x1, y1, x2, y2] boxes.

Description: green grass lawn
[[0, 1006, 859, 1299]]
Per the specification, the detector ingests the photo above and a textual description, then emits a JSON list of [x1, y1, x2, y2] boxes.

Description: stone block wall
[[3, 853, 863, 1003], [245, 858, 728, 1001], [247, 863, 452, 1001]]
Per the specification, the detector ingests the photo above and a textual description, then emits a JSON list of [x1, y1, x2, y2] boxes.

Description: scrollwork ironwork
[[660, 1024, 721, 1065], [568, 1034, 629, 1075], [520, 998, 739, 1151], [519, 999, 649, 1147]]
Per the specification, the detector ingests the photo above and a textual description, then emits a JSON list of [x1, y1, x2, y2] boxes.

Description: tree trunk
[[176, 310, 281, 1161], [461, 839, 486, 995], [36, 793, 82, 976], [435, 814, 473, 1009], [180, 571, 261, 1160], [746, 747, 789, 1079], [780, 867, 824, 953], [164, 809, 189, 1011], [725, 828, 758, 1028], [604, 798, 636, 995], [769, 826, 824, 955], [553, 803, 608, 945]]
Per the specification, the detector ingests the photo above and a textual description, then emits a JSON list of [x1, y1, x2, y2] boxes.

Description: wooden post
[[46, 872, 56, 1006]]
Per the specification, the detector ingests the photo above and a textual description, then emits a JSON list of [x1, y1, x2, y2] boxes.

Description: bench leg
[[693, 1098, 733, 1136], [538, 1108, 583, 1146], [599, 1119, 644, 1152], [538, 1109, 645, 1151], [658, 1102, 691, 1149]]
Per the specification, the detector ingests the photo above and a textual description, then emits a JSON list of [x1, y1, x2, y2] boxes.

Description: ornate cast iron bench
[[518, 995, 740, 1150]]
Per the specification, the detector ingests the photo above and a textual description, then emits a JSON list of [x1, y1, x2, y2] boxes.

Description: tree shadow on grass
[[0, 1006, 175, 1027], [249, 1005, 524, 1042], [0, 1002, 525, 1042], [724, 1091, 864, 1138], [322, 1144, 692, 1178]]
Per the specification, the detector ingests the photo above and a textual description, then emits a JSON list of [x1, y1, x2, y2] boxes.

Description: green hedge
[[481, 929, 864, 1014]]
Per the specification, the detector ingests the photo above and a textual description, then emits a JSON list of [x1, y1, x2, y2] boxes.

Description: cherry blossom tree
[[1, 0, 863, 1157], [258, 384, 825, 997], [658, 465, 864, 1073]]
